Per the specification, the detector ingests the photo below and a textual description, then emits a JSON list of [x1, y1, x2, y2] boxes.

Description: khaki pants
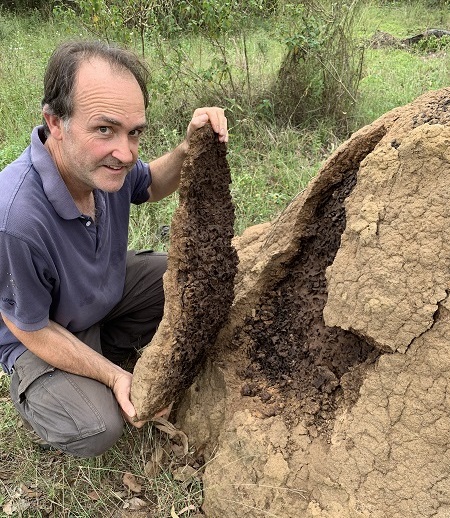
[[10, 250, 167, 458]]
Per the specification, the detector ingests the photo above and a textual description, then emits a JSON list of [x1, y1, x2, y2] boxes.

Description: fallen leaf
[[171, 442, 187, 458], [2, 501, 14, 516], [151, 418, 189, 456], [178, 504, 197, 515], [123, 497, 147, 510], [144, 459, 162, 478], [144, 443, 164, 478], [171, 465, 198, 483], [2, 498, 30, 515], [151, 444, 164, 463], [19, 483, 39, 499], [123, 472, 142, 493], [170, 504, 197, 516], [88, 490, 100, 501]]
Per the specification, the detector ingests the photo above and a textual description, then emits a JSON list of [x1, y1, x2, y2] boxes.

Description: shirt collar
[[30, 126, 85, 220]]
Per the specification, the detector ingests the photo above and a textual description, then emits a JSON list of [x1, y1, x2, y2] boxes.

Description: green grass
[[358, 0, 450, 38], [0, 13, 56, 146], [0, 372, 204, 517], [0, 1, 450, 516], [355, 47, 450, 125], [351, 0, 450, 126]]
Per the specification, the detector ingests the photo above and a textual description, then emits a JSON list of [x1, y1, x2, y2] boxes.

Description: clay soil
[[177, 87, 450, 518], [225, 94, 450, 436]]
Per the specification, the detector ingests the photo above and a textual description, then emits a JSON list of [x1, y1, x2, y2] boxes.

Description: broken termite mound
[[174, 88, 450, 517], [131, 124, 238, 419]]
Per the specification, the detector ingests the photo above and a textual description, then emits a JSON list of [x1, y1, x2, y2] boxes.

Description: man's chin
[[102, 180, 127, 192], [96, 170, 129, 192]]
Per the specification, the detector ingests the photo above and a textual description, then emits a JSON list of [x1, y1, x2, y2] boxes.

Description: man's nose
[[111, 135, 134, 164]]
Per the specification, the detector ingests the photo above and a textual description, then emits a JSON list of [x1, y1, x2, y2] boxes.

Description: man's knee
[[22, 379, 125, 457], [127, 249, 167, 285], [11, 357, 125, 457], [60, 411, 124, 458]]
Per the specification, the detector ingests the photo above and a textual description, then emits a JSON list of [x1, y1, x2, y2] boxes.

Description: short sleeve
[[130, 159, 151, 205], [0, 232, 53, 331]]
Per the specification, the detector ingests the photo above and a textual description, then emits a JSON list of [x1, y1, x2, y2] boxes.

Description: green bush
[[53, 0, 364, 136], [1, 0, 56, 15], [414, 34, 450, 52], [271, 1, 364, 134]]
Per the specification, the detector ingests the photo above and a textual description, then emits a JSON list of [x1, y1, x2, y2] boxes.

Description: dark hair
[[42, 40, 149, 131]]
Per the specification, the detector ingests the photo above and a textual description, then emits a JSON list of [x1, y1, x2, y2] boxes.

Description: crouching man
[[0, 40, 227, 457]]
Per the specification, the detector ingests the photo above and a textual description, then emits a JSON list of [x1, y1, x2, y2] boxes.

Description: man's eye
[[130, 129, 143, 137], [99, 127, 111, 134]]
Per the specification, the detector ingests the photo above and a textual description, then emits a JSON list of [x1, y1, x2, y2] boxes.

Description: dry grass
[[0, 373, 205, 517]]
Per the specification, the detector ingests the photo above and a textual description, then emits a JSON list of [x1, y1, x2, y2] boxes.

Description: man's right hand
[[110, 370, 147, 428], [1, 315, 147, 427], [111, 370, 172, 428], [1, 314, 166, 429]]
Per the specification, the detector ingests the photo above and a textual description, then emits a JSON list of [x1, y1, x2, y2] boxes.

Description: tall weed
[[272, 0, 364, 134]]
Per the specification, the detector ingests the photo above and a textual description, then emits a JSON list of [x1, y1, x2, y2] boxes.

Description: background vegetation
[[0, 0, 449, 516]]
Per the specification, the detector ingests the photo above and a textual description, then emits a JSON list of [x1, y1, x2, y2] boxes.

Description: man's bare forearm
[[148, 141, 188, 202], [2, 315, 126, 390], [1, 313, 146, 425]]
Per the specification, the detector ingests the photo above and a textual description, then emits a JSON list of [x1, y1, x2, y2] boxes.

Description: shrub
[[53, 0, 364, 135], [271, 0, 364, 134], [1, 0, 56, 16], [414, 34, 450, 52]]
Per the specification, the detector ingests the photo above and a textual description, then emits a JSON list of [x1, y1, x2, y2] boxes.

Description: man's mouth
[[103, 164, 128, 172]]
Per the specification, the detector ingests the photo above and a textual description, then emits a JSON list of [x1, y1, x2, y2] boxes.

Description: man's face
[[53, 58, 147, 195]]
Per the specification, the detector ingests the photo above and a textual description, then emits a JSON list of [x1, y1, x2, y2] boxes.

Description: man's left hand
[[186, 107, 228, 143]]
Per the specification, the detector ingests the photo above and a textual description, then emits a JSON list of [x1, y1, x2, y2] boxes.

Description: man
[[0, 40, 227, 457]]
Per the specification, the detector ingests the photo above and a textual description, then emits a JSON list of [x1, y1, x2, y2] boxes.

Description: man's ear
[[42, 107, 64, 141]]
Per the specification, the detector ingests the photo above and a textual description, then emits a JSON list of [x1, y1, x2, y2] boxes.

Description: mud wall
[[176, 88, 450, 517], [324, 123, 450, 353]]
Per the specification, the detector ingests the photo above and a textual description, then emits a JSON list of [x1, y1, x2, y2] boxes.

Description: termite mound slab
[[131, 124, 238, 419]]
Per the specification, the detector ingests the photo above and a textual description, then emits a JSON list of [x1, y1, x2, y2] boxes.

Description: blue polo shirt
[[0, 126, 151, 373]]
